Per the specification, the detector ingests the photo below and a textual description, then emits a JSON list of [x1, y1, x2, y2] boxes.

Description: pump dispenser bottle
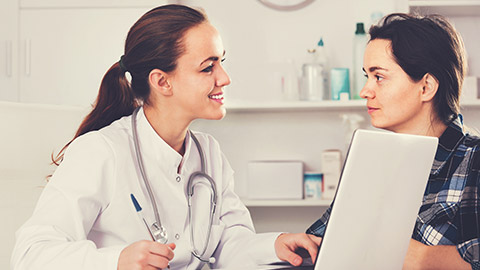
[[353, 23, 367, 99], [300, 38, 328, 101]]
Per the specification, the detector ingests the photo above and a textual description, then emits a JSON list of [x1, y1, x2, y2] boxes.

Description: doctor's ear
[[149, 69, 172, 96], [420, 73, 439, 102]]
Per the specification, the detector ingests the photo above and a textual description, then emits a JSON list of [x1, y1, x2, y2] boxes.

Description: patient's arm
[[402, 239, 471, 270]]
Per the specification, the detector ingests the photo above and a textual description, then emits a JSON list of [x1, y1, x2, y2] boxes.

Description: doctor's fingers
[[274, 233, 319, 266], [307, 234, 322, 248], [149, 242, 176, 261], [118, 240, 175, 270]]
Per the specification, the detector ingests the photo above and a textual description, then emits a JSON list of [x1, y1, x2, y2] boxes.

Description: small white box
[[247, 161, 303, 200], [321, 150, 342, 200]]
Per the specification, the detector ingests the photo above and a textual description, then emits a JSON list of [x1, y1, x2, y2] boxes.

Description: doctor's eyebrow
[[200, 50, 226, 65]]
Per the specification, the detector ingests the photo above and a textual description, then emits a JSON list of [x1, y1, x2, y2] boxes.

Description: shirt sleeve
[[11, 132, 126, 270], [456, 150, 480, 269], [306, 205, 332, 237]]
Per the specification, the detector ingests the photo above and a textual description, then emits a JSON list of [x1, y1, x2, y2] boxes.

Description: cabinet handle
[[25, 39, 31, 76], [6, 40, 12, 77]]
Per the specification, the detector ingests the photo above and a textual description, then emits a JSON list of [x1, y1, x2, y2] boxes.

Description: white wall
[[188, 0, 404, 102]]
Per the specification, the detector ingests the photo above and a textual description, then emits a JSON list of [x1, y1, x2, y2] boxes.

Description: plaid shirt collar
[[430, 115, 466, 176]]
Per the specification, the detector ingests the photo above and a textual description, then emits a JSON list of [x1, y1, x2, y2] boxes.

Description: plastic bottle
[[352, 23, 367, 100], [300, 38, 328, 101]]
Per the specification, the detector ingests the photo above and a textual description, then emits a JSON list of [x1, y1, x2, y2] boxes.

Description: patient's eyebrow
[[367, 66, 388, 72]]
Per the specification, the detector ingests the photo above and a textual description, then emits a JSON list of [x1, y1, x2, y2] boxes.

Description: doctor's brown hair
[[368, 13, 467, 125], [52, 4, 207, 166]]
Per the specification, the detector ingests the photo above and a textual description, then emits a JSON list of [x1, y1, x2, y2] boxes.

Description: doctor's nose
[[215, 64, 231, 87]]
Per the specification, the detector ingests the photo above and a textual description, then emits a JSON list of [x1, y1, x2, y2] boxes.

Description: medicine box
[[247, 161, 303, 200], [321, 150, 342, 200]]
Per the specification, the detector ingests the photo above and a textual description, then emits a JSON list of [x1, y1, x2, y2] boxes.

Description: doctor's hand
[[274, 233, 322, 267], [118, 240, 176, 270]]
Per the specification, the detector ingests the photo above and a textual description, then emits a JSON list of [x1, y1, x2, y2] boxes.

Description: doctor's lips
[[208, 92, 224, 104]]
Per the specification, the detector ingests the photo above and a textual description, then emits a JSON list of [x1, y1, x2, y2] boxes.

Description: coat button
[[175, 234, 180, 240], [176, 176, 181, 182]]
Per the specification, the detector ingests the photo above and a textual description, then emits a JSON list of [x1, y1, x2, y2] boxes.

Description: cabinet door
[[0, 0, 19, 101], [19, 7, 159, 106]]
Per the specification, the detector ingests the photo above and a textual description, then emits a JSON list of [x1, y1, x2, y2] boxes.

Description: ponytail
[[52, 61, 138, 166], [51, 4, 207, 168]]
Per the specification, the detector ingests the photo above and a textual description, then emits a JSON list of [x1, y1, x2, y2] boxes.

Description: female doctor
[[11, 4, 320, 270]]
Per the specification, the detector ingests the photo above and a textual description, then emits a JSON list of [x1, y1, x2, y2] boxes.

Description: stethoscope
[[132, 107, 218, 264]]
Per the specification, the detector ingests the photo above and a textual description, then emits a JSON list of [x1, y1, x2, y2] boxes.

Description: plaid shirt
[[306, 116, 480, 269]]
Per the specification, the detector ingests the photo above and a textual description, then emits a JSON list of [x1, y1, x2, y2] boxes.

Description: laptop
[[264, 129, 438, 270]]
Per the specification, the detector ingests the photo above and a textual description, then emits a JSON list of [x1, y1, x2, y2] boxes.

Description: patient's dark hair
[[369, 13, 466, 124], [51, 4, 207, 167]]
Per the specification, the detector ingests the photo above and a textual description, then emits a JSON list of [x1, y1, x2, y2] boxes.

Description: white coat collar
[[134, 107, 193, 177]]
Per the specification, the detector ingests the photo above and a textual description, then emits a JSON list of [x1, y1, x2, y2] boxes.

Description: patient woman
[[307, 13, 480, 269]]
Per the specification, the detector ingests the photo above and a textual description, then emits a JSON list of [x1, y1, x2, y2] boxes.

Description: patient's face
[[359, 39, 425, 134]]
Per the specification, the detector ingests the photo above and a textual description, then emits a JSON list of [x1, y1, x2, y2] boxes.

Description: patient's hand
[[274, 233, 322, 266]]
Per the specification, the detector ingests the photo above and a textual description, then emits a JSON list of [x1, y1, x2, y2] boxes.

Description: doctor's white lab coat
[[11, 108, 280, 270]]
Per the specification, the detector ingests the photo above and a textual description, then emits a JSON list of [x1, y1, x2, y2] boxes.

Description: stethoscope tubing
[[131, 107, 217, 263]]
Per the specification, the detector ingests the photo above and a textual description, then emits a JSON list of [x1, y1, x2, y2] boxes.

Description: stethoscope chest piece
[[151, 222, 168, 244]]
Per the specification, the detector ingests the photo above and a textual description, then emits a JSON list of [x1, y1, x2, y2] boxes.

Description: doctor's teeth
[[209, 94, 223, 99]]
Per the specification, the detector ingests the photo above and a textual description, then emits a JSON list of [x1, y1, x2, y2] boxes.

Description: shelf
[[225, 99, 480, 112], [242, 199, 332, 207], [225, 100, 366, 112], [409, 0, 480, 16]]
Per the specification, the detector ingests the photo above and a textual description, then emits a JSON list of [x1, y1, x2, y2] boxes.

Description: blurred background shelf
[[225, 98, 480, 112], [409, 0, 480, 16], [226, 100, 366, 112]]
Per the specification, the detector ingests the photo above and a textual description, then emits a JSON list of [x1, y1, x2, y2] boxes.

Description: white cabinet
[[1, 1, 170, 106], [18, 8, 152, 106], [19, 0, 169, 8], [0, 0, 19, 101]]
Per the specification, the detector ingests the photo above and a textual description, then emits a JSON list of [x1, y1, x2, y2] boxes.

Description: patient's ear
[[149, 69, 172, 96], [420, 73, 439, 102]]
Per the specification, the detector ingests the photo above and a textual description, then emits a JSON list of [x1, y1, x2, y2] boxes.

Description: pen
[[130, 194, 171, 269], [130, 193, 157, 241]]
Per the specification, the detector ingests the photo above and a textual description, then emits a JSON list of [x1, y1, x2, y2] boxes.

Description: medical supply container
[[304, 172, 323, 200], [321, 150, 342, 200], [330, 68, 350, 101]]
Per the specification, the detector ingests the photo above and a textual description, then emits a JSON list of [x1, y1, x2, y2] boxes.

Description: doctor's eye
[[201, 64, 214, 73]]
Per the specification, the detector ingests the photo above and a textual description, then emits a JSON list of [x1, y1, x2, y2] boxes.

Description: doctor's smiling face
[[166, 22, 231, 122]]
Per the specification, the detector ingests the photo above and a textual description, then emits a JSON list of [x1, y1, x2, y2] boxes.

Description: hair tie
[[119, 55, 128, 73]]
